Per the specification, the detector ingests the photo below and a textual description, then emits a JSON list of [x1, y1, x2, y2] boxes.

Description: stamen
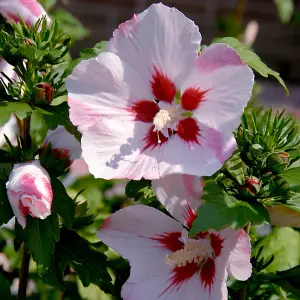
[[165, 240, 208, 267]]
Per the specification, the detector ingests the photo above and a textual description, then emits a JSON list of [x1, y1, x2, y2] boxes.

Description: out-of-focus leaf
[[0, 180, 14, 226], [275, 0, 294, 24], [0, 271, 12, 299], [51, 9, 89, 41], [214, 37, 288, 94], [253, 227, 300, 272], [0, 102, 32, 125]]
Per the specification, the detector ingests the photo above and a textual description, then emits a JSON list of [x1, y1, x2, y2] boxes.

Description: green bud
[[266, 152, 289, 173]]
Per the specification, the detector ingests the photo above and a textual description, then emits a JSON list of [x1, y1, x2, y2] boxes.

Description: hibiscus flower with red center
[[66, 3, 254, 180]]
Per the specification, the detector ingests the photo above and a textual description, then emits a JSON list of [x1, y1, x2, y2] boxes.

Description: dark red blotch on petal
[[162, 262, 198, 295], [150, 66, 176, 103], [183, 203, 198, 229], [210, 233, 224, 257], [200, 257, 216, 290], [143, 125, 170, 151], [181, 87, 207, 111], [130, 100, 159, 123], [177, 118, 200, 144], [150, 231, 183, 252]]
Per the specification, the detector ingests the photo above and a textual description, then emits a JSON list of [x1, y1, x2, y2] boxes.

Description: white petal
[[152, 174, 203, 226], [183, 44, 254, 133], [44, 126, 81, 160], [0, 0, 50, 24], [107, 3, 201, 87], [66, 52, 152, 132], [81, 118, 164, 180], [227, 230, 252, 280], [97, 205, 183, 282]]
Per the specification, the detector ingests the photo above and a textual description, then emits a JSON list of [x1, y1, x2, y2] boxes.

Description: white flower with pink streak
[[98, 202, 251, 300], [6, 160, 53, 228], [0, 0, 50, 24], [67, 3, 254, 180], [44, 125, 81, 161]]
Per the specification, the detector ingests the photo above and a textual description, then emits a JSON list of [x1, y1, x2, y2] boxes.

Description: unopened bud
[[240, 177, 260, 196], [6, 161, 53, 228], [266, 152, 289, 173], [36, 83, 54, 104]]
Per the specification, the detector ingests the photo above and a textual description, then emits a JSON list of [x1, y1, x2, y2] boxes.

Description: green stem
[[17, 115, 31, 299], [239, 223, 251, 300], [18, 244, 30, 300]]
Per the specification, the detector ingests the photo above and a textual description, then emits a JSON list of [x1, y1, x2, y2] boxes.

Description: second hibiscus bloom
[[66, 3, 254, 180]]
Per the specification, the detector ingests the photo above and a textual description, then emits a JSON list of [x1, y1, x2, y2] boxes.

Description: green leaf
[[214, 37, 288, 95], [51, 9, 89, 41], [51, 177, 75, 228], [275, 0, 294, 24], [0, 271, 12, 299], [0, 180, 14, 226], [43, 229, 113, 293], [223, 151, 245, 184], [24, 214, 60, 266], [38, 0, 57, 11], [0, 102, 32, 125], [253, 227, 300, 272], [190, 181, 269, 234], [125, 179, 156, 203], [281, 167, 300, 192], [37, 102, 81, 141]]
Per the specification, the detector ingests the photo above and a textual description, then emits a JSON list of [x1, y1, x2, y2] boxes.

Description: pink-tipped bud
[[44, 126, 81, 161], [6, 161, 53, 228], [36, 83, 54, 104]]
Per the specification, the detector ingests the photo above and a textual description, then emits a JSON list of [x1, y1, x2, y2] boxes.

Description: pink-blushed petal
[[218, 228, 252, 281], [81, 118, 165, 180], [267, 205, 300, 228], [44, 126, 81, 160], [107, 3, 201, 88], [154, 122, 231, 178], [227, 230, 252, 280], [0, 0, 50, 24], [97, 205, 183, 283], [152, 174, 203, 227], [66, 52, 153, 132], [197, 43, 243, 72], [186, 60, 254, 134]]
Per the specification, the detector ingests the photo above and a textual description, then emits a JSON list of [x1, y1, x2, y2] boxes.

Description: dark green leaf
[[214, 37, 288, 94], [51, 177, 75, 228], [190, 181, 269, 234], [43, 229, 113, 293], [125, 179, 156, 203], [223, 151, 245, 184], [24, 214, 60, 266], [0, 102, 32, 125], [0, 180, 14, 226], [0, 271, 12, 299], [37, 102, 81, 141], [275, 0, 294, 23]]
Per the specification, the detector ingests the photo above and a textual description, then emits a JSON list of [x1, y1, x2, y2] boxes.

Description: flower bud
[[36, 83, 54, 104], [43, 126, 81, 161], [6, 161, 53, 228], [240, 177, 261, 196], [266, 152, 289, 173]]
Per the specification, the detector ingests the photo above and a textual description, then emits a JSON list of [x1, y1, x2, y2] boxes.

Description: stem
[[239, 223, 251, 300], [17, 116, 31, 149], [16, 115, 31, 299], [18, 245, 30, 300]]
